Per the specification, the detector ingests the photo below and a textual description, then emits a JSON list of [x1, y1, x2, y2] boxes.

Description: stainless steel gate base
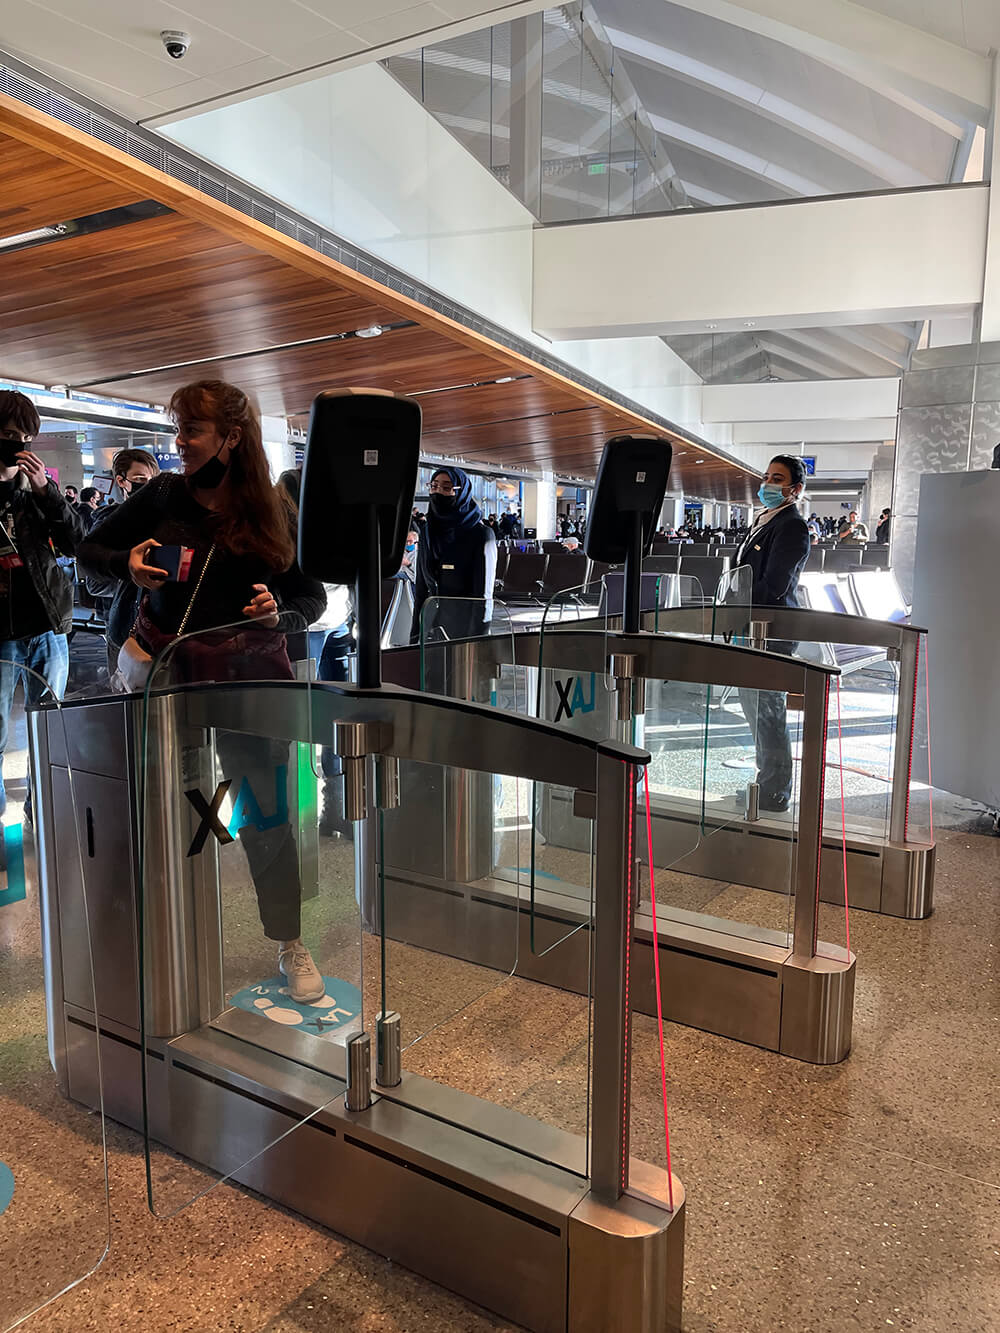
[[642, 799, 935, 921], [380, 869, 856, 1064], [63, 1010, 684, 1333]]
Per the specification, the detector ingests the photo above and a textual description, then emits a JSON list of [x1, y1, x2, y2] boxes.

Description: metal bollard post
[[376, 1011, 402, 1087], [345, 1031, 372, 1111], [744, 781, 760, 823]]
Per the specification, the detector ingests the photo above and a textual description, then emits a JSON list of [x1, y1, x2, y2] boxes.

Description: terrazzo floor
[[2, 706, 999, 1330]]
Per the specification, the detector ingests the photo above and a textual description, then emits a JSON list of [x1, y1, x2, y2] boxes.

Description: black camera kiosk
[[299, 388, 422, 686], [584, 434, 672, 632]]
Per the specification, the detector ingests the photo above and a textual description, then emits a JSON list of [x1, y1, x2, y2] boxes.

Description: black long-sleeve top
[[736, 503, 810, 608], [78, 475, 325, 644], [410, 519, 497, 643]]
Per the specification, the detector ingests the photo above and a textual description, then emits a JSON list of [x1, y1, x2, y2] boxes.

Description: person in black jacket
[[735, 454, 810, 813], [411, 466, 497, 642], [875, 508, 891, 544], [79, 380, 327, 1003], [0, 390, 85, 820]]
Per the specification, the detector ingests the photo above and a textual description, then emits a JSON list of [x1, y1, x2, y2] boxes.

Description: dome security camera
[[160, 30, 191, 59]]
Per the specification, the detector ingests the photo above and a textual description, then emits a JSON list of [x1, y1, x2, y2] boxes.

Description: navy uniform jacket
[[737, 503, 810, 608]]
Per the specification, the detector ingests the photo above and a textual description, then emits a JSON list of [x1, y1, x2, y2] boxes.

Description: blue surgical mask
[[405, 543, 416, 553], [758, 483, 787, 510]]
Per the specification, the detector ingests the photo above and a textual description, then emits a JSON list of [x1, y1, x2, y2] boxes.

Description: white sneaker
[[278, 944, 325, 1004]]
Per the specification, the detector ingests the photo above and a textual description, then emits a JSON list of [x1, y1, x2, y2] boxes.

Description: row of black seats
[[805, 546, 890, 572]]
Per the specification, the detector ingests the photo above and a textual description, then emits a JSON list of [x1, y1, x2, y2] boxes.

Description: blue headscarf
[[425, 466, 483, 562]]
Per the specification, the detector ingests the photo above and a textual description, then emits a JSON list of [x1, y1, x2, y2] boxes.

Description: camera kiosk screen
[[584, 434, 672, 563], [298, 389, 422, 586]]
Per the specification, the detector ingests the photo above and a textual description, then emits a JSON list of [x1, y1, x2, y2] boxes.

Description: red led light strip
[[621, 770, 635, 1195], [834, 680, 851, 960], [903, 639, 920, 842], [923, 638, 934, 841], [642, 766, 675, 1212]]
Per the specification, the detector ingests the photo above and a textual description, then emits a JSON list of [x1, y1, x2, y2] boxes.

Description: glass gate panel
[[379, 596, 528, 1057], [139, 615, 363, 1216], [0, 663, 110, 1329], [641, 673, 797, 947], [377, 740, 601, 1180]]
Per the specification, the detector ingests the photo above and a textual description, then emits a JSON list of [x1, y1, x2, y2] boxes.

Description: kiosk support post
[[623, 511, 644, 635], [356, 508, 382, 690]]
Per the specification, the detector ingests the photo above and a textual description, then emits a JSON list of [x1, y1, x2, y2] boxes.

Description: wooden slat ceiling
[[0, 96, 756, 500]]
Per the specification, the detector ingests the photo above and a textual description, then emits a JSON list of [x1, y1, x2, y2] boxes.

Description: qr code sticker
[[364, 449, 379, 466]]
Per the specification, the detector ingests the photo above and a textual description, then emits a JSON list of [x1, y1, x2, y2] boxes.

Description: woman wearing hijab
[[410, 466, 497, 642]]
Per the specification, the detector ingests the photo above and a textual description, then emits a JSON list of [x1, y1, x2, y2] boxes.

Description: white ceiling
[[0, 0, 550, 123], [851, 0, 1000, 55]]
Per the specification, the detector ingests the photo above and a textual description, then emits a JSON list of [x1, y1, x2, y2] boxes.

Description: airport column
[[262, 415, 295, 482], [522, 472, 558, 538], [980, 56, 1000, 344]]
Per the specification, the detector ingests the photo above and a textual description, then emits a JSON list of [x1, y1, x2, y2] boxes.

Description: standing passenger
[[411, 466, 497, 642], [79, 380, 327, 1001], [735, 455, 810, 813], [0, 390, 83, 820]]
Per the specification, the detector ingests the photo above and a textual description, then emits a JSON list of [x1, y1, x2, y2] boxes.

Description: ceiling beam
[[825, 323, 912, 365], [764, 325, 900, 375], [648, 112, 823, 195], [678, 179, 740, 207], [760, 329, 877, 378], [652, 0, 989, 130], [605, 25, 943, 184]]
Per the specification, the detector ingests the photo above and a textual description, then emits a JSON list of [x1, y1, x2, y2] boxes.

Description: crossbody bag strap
[[130, 543, 216, 641], [176, 544, 216, 636]]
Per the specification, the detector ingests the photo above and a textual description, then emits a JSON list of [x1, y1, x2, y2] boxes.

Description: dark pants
[[738, 687, 793, 804], [215, 731, 302, 943]]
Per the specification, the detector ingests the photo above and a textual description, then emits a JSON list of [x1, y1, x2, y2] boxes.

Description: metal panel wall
[[912, 469, 1000, 807], [893, 340, 1000, 600]]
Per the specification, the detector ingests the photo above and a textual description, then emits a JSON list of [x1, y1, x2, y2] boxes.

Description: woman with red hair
[[80, 381, 327, 1001]]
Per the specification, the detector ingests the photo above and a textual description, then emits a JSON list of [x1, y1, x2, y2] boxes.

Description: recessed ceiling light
[[743, 321, 756, 328], [695, 459, 704, 463], [706, 323, 718, 330], [0, 223, 67, 251], [354, 324, 384, 338]]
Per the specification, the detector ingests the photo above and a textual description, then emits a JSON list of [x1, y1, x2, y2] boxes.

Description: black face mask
[[0, 438, 22, 469], [189, 439, 230, 490], [429, 492, 456, 515]]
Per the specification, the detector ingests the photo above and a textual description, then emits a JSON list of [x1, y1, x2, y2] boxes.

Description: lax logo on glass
[[184, 764, 288, 857]]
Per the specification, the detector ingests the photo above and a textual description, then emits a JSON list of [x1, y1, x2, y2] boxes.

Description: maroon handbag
[[133, 545, 294, 686]]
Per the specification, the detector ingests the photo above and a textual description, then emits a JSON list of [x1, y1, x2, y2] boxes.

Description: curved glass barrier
[[641, 670, 797, 948], [712, 563, 753, 640], [653, 573, 714, 636], [375, 742, 601, 1180], [139, 613, 360, 1216], [378, 595, 530, 1078], [529, 580, 612, 956], [1, 661, 110, 1328], [907, 634, 934, 848]]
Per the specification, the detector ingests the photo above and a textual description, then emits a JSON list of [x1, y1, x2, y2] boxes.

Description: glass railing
[[383, 2, 686, 225], [1, 661, 110, 1329]]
